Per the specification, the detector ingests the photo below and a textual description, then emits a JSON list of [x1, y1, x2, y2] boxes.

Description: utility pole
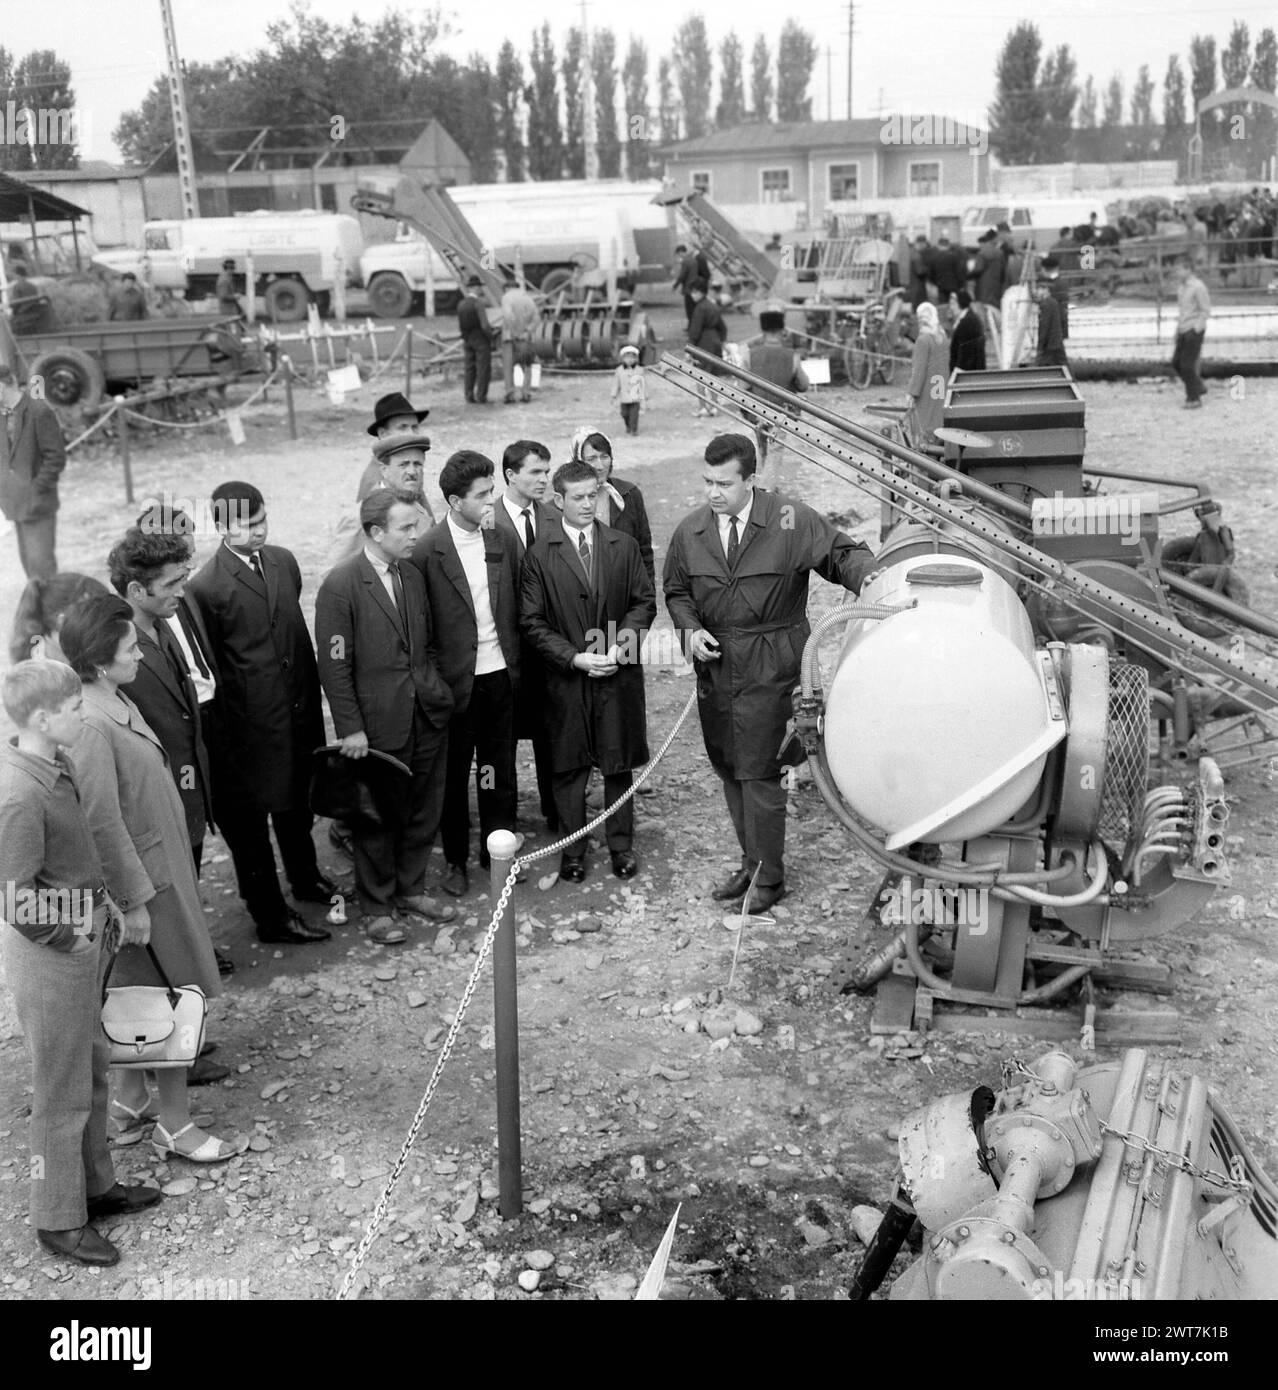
[[158, 0, 199, 219], [581, 0, 598, 180], [847, 1, 854, 121]]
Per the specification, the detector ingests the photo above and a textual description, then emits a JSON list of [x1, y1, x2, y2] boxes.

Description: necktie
[[726, 514, 740, 566], [388, 562, 412, 652], [577, 529, 593, 585], [521, 507, 535, 551], [157, 623, 193, 692], [174, 606, 211, 679], [249, 552, 264, 582]]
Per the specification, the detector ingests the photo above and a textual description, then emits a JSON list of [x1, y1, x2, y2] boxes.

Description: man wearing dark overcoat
[[663, 433, 875, 915], [520, 460, 655, 882], [186, 481, 331, 945]]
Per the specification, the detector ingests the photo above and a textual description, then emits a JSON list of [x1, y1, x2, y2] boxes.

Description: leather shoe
[[611, 850, 639, 879], [87, 1182, 163, 1220], [257, 908, 331, 944], [215, 948, 235, 977], [442, 864, 468, 897], [712, 868, 754, 901], [188, 1055, 229, 1085], [394, 894, 456, 923], [37, 1225, 119, 1267], [742, 881, 786, 914], [364, 915, 407, 945], [560, 857, 586, 883], [291, 875, 338, 904]]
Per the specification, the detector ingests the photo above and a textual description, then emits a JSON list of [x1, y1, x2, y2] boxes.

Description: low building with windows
[[660, 117, 991, 230]]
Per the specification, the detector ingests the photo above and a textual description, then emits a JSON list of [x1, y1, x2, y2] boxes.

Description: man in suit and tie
[[521, 460, 655, 883], [0, 362, 67, 581], [663, 434, 874, 915], [495, 440, 558, 832], [570, 429, 654, 588], [316, 486, 457, 944], [412, 451, 521, 897], [187, 482, 332, 946], [130, 502, 236, 978]]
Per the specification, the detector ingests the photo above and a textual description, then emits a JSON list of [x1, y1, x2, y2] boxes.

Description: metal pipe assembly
[[657, 345, 1272, 1036]]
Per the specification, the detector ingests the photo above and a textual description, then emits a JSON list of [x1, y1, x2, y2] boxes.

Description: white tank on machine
[[823, 540, 1067, 850]]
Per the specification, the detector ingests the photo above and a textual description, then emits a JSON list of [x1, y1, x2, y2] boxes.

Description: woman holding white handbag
[[60, 595, 240, 1164]]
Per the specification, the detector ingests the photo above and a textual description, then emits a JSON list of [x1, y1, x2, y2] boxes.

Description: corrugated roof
[[662, 117, 985, 157], [0, 171, 88, 221], [9, 161, 141, 182]]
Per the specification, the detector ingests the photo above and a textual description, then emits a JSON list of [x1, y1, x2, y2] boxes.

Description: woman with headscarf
[[569, 428, 654, 587], [905, 301, 950, 450]]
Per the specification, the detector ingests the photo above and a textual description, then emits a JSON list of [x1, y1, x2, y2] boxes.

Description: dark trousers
[[529, 729, 558, 829], [711, 758, 787, 887], [214, 796, 320, 929], [1172, 329, 1206, 402], [515, 648, 559, 830], [441, 669, 516, 870], [353, 708, 448, 913], [553, 766, 634, 858], [14, 514, 57, 580], [682, 293, 695, 325], [463, 341, 491, 402], [620, 401, 640, 435]]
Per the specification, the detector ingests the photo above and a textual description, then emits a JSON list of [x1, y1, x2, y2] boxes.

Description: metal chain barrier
[[337, 685, 698, 1299], [1001, 1057, 1253, 1198], [65, 402, 120, 453]]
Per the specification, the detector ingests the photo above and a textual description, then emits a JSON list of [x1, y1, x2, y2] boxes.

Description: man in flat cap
[[329, 427, 437, 572], [353, 392, 431, 503], [743, 307, 809, 476], [457, 276, 494, 405]]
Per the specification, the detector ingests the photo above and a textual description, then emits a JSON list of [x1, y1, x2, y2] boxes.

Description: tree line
[[0, 46, 77, 171], [111, 5, 820, 183], [990, 20, 1278, 173]]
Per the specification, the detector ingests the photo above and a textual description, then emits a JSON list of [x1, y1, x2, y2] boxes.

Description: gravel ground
[[1, 298, 1275, 1301]]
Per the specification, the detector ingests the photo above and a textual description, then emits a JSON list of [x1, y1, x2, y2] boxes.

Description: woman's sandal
[[109, 1097, 158, 1146], [151, 1122, 243, 1164]]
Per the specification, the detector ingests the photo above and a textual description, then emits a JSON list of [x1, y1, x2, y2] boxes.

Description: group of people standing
[[0, 356, 883, 1268]]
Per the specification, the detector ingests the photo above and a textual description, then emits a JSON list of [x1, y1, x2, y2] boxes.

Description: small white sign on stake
[[326, 362, 361, 404], [801, 356, 831, 386], [225, 410, 246, 446]]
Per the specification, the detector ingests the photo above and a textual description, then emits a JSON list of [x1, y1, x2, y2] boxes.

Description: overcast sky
[[10, 0, 1277, 161]]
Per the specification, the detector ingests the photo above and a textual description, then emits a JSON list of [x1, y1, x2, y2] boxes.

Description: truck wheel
[[265, 278, 309, 323], [539, 267, 575, 297], [367, 273, 413, 319], [28, 348, 105, 409]]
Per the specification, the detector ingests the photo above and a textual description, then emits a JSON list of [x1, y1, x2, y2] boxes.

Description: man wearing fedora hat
[[457, 277, 494, 405], [354, 392, 431, 504]]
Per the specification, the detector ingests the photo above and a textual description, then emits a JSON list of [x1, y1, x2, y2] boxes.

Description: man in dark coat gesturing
[[663, 433, 875, 915], [521, 460, 655, 883], [187, 481, 331, 945]]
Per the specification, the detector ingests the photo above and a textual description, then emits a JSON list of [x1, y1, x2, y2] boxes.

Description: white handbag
[[101, 944, 207, 1069]]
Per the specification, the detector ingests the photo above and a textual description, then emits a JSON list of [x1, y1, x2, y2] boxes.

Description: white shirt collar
[[561, 518, 594, 544], [363, 545, 392, 574], [719, 491, 754, 530], [502, 492, 537, 525], [223, 541, 259, 568]]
